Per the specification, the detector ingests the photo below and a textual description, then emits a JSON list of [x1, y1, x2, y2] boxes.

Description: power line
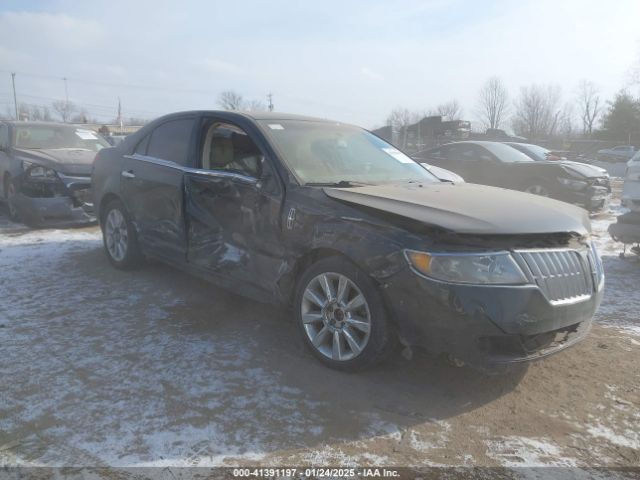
[[0, 69, 217, 96], [1, 91, 165, 117]]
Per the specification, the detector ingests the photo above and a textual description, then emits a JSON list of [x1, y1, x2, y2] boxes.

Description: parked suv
[[93, 111, 604, 371]]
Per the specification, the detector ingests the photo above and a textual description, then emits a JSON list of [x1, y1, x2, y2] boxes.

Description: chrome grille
[[513, 249, 594, 305]]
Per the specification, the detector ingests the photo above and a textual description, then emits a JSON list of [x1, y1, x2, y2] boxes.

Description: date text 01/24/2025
[[232, 468, 400, 477]]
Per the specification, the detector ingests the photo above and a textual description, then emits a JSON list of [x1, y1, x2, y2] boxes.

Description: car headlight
[[22, 161, 58, 179], [404, 250, 528, 285], [557, 177, 588, 190]]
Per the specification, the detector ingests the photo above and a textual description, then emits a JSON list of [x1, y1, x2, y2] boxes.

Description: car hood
[[13, 148, 97, 176], [519, 159, 605, 178], [324, 182, 590, 235], [551, 160, 607, 178]]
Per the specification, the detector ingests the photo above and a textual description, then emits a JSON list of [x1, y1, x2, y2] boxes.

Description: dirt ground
[[0, 185, 638, 476]]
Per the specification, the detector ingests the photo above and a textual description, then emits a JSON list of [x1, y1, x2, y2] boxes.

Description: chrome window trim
[[184, 168, 258, 185], [123, 154, 258, 185]]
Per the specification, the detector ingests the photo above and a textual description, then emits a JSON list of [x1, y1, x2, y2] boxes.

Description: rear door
[[184, 117, 285, 293], [121, 115, 196, 262]]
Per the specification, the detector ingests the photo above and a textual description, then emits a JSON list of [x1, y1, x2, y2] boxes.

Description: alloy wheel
[[301, 272, 371, 361], [105, 208, 128, 262]]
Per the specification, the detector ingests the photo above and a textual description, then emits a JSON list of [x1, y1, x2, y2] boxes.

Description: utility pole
[[267, 93, 274, 112], [11, 73, 18, 120]]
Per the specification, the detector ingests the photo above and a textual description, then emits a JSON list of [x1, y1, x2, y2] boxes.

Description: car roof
[[156, 110, 339, 124], [504, 142, 545, 149]]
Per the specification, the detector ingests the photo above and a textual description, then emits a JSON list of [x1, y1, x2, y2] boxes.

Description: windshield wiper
[[304, 180, 371, 187]]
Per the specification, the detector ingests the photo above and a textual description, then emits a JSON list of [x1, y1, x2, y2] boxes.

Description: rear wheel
[[102, 199, 143, 269], [294, 256, 394, 371]]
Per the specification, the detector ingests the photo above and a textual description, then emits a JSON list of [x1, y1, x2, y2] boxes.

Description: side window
[[147, 118, 195, 166], [200, 121, 262, 178], [0, 124, 8, 149], [134, 134, 150, 155], [447, 144, 477, 162], [477, 146, 495, 162]]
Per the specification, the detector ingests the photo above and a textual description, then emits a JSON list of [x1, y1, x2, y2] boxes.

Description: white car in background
[[622, 151, 640, 211]]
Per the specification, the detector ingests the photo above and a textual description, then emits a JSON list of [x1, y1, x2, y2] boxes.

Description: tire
[[294, 256, 395, 371], [4, 176, 19, 221], [101, 198, 143, 269], [523, 183, 550, 197]]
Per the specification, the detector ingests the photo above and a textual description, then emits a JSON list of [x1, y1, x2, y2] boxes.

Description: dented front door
[[184, 117, 286, 294]]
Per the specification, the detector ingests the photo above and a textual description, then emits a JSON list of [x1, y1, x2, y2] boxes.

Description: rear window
[[482, 143, 534, 163]]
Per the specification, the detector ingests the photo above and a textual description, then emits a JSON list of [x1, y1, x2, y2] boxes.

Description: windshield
[[13, 124, 109, 151], [484, 142, 535, 163], [258, 120, 438, 185]]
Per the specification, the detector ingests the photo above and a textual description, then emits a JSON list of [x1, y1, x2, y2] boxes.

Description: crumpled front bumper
[[11, 173, 96, 227], [561, 185, 611, 211], [381, 266, 603, 370], [11, 192, 95, 227]]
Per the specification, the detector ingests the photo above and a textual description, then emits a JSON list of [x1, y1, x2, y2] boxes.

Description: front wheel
[[5, 176, 19, 221], [102, 199, 143, 269], [294, 256, 395, 371], [524, 183, 550, 197]]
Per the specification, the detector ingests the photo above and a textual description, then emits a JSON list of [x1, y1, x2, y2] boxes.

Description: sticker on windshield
[[75, 129, 98, 140], [382, 147, 414, 163], [268, 124, 284, 130]]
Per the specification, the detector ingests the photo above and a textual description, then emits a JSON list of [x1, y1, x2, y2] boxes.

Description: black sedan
[[92, 111, 604, 372], [0, 121, 107, 226], [414, 141, 611, 211]]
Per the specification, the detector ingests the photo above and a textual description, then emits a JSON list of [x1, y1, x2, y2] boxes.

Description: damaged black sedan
[[93, 111, 604, 372], [0, 121, 107, 226]]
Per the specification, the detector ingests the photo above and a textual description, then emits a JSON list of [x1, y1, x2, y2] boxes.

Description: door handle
[[121, 170, 136, 179]]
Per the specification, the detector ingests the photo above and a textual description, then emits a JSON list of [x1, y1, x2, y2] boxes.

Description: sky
[[0, 0, 639, 128]]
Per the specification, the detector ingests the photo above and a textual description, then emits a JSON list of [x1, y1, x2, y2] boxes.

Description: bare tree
[[244, 99, 267, 111], [386, 107, 420, 149], [52, 100, 77, 123], [576, 80, 601, 137], [29, 105, 44, 121], [218, 90, 245, 110], [477, 76, 509, 130], [512, 84, 561, 139], [71, 108, 90, 124], [435, 100, 462, 120]]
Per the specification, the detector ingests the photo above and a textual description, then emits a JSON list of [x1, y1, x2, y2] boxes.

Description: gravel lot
[[0, 185, 638, 476]]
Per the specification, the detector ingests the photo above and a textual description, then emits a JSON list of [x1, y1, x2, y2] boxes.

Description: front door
[[184, 118, 285, 294], [121, 115, 196, 262]]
